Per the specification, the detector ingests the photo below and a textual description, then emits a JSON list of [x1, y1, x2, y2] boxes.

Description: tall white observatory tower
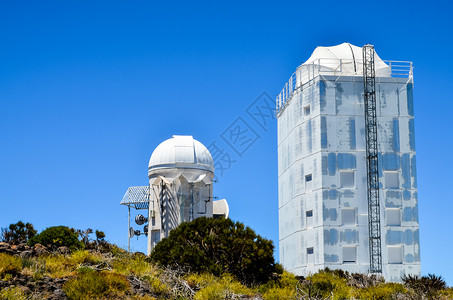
[[276, 43, 420, 282], [121, 135, 229, 254]]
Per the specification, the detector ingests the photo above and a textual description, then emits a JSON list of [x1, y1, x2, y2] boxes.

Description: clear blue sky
[[1, 0, 452, 284]]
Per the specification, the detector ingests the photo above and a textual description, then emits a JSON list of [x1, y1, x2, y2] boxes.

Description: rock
[[53, 289, 67, 299], [17, 243, 27, 251], [35, 248, 50, 256], [34, 243, 45, 249], [57, 246, 71, 255], [26, 282, 36, 289], [34, 244, 49, 256], [18, 285, 30, 295], [0, 248, 15, 255], [19, 250, 33, 259]]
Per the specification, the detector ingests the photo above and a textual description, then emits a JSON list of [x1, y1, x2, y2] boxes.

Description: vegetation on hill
[[29, 226, 84, 251], [0, 221, 37, 245], [0, 219, 452, 299], [150, 217, 280, 285]]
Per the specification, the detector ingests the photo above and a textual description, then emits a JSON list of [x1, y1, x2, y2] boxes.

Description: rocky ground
[[0, 242, 157, 299], [0, 242, 70, 299]]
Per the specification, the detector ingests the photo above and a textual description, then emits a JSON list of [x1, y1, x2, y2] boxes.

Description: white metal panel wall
[[278, 75, 420, 281]]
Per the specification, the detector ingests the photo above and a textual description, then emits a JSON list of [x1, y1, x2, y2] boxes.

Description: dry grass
[[0, 253, 22, 279]]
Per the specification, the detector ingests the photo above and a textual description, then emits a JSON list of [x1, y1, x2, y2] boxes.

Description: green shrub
[[29, 226, 83, 251], [147, 276, 171, 298], [1, 221, 37, 245], [186, 273, 253, 300], [21, 258, 46, 280], [259, 271, 298, 299], [112, 254, 158, 277], [70, 250, 102, 265], [403, 273, 447, 299], [63, 267, 130, 299], [0, 286, 27, 300], [39, 251, 102, 278], [151, 217, 278, 285], [0, 253, 22, 278], [304, 270, 352, 299], [354, 282, 407, 299]]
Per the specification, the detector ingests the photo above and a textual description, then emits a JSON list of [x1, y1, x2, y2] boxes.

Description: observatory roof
[[300, 42, 390, 76], [148, 135, 214, 173]]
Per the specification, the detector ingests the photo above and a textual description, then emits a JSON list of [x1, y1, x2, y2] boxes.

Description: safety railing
[[275, 58, 413, 116], [384, 60, 413, 78]]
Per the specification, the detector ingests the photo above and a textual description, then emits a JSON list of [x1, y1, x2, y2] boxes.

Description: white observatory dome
[[148, 135, 214, 174], [300, 42, 390, 76]]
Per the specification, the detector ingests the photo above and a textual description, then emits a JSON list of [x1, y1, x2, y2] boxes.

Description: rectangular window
[[342, 246, 357, 263], [305, 174, 313, 191], [340, 171, 355, 188], [385, 172, 399, 189], [304, 105, 311, 116], [307, 247, 314, 264], [152, 230, 161, 244], [388, 246, 403, 264], [386, 208, 401, 226], [306, 210, 313, 228], [341, 208, 356, 225]]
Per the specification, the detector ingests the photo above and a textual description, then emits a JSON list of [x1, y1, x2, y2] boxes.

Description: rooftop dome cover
[[300, 42, 390, 76], [148, 135, 214, 173]]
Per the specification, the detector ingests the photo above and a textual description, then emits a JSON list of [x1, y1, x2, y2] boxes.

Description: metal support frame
[[127, 206, 130, 252], [120, 186, 150, 252], [363, 44, 382, 273]]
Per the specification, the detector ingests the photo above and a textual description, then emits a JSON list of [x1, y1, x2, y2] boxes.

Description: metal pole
[[190, 183, 194, 221], [128, 205, 130, 252]]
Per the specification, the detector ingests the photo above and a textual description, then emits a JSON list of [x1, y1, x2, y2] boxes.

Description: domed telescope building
[[276, 43, 420, 282], [121, 135, 229, 254]]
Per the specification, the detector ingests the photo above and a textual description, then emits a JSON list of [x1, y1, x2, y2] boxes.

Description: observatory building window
[[341, 208, 356, 225], [385, 171, 399, 189], [307, 247, 314, 264], [306, 210, 313, 228], [152, 231, 160, 244], [340, 171, 355, 188], [342, 246, 357, 263], [304, 105, 311, 116], [388, 246, 403, 264], [305, 174, 313, 190], [386, 208, 401, 226]]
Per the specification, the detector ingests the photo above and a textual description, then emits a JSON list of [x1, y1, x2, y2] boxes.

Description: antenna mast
[[363, 44, 382, 273]]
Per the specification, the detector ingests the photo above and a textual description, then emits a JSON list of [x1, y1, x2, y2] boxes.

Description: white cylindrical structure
[[146, 135, 215, 254], [277, 43, 420, 282]]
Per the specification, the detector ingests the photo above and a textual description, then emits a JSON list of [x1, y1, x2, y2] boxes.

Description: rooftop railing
[[275, 58, 413, 116]]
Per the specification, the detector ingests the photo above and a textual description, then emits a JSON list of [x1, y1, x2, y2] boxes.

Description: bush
[[304, 270, 352, 299], [0, 253, 22, 278], [186, 273, 253, 300], [0, 286, 27, 300], [1, 221, 37, 245], [403, 273, 447, 299], [29, 226, 83, 251], [258, 271, 298, 299], [354, 282, 407, 299], [70, 250, 102, 265], [150, 217, 278, 285], [63, 267, 130, 299], [112, 253, 158, 277]]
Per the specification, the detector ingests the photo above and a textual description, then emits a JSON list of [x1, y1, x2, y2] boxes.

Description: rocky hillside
[[0, 242, 266, 299], [1, 243, 452, 299]]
